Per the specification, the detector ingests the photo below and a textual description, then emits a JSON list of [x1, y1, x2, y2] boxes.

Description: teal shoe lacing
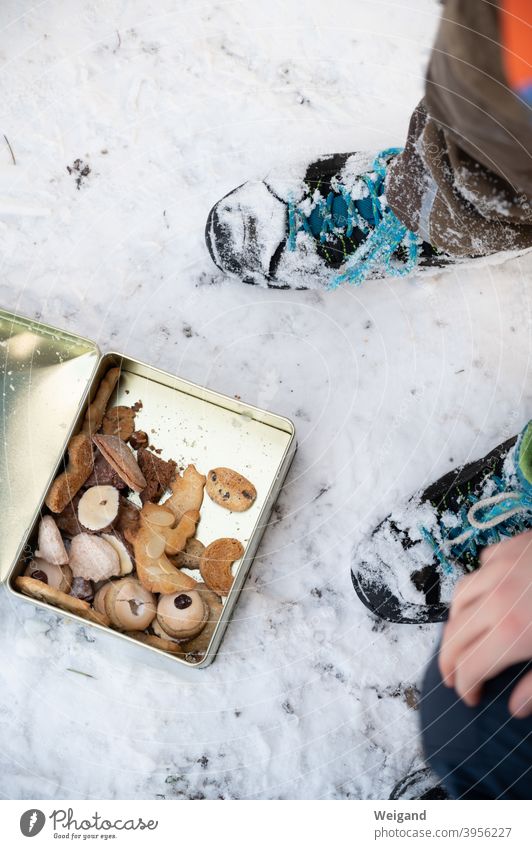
[[420, 427, 532, 576], [287, 147, 421, 288]]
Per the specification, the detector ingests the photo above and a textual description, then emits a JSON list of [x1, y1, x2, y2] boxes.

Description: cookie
[[125, 630, 186, 655], [180, 582, 224, 655], [163, 464, 205, 522], [205, 468, 256, 512], [102, 405, 136, 441], [114, 496, 140, 536], [45, 433, 94, 514], [137, 448, 177, 504], [24, 559, 72, 593], [92, 434, 147, 492], [69, 533, 121, 582], [14, 576, 110, 626], [82, 367, 120, 436], [199, 538, 244, 596], [101, 533, 134, 575], [69, 577, 94, 602], [78, 485, 120, 531], [55, 495, 84, 537], [128, 503, 199, 594], [104, 577, 156, 631], [170, 537, 205, 570], [156, 590, 208, 639], [163, 510, 200, 556], [35, 516, 69, 565], [84, 453, 128, 490], [129, 430, 149, 451]]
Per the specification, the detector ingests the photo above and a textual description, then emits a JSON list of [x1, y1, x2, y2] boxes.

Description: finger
[[453, 625, 528, 707], [449, 554, 506, 619], [481, 530, 532, 565], [509, 669, 532, 718], [439, 602, 491, 686]]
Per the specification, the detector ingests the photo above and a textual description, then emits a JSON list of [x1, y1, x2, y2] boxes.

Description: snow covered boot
[[389, 767, 449, 800], [205, 149, 445, 290], [352, 421, 532, 624]]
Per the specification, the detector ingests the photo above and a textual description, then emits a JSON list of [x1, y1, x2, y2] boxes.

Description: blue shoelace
[[420, 467, 532, 576], [287, 147, 420, 288]]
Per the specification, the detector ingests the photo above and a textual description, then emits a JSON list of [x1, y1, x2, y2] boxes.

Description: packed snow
[[0, 0, 531, 800]]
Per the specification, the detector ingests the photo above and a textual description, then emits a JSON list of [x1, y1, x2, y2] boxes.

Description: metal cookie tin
[[1, 309, 296, 668]]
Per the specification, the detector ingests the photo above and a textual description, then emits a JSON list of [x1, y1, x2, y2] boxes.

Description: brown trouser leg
[[386, 1, 532, 256]]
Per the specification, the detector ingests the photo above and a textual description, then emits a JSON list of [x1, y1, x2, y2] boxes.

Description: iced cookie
[[180, 583, 224, 655], [93, 582, 112, 617], [156, 590, 208, 639], [24, 558, 72, 593], [104, 577, 157, 631], [69, 533, 121, 582], [35, 516, 69, 565]]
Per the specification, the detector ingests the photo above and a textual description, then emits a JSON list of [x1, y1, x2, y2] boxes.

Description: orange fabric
[[500, 0, 532, 92]]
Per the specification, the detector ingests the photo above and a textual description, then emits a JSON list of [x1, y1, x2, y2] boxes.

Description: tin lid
[[0, 309, 99, 582]]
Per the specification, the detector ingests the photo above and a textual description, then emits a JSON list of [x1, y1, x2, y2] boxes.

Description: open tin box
[[0, 308, 296, 668]]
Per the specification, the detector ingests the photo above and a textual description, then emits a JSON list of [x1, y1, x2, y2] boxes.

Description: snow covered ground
[[0, 0, 531, 800]]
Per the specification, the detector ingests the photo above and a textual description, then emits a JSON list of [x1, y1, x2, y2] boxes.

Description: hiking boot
[[205, 149, 444, 290], [352, 421, 532, 624]]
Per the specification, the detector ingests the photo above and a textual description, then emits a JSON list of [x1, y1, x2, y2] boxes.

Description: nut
[[78, 485, 120, 531], [24, 558, 72, 593], [199, 538, 244, 596], [69, 533, 121, 582], [35, 516, 69, 565], [104, 577, 156, 631], [101, 533, 134, 575], [129, 430, 148, 451], [92, 434, 147, 492]]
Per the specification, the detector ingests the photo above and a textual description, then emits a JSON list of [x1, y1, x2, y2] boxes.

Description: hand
[[439, 530, 532, 716]]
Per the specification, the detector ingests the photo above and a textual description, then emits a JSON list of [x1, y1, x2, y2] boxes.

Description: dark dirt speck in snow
[[67, 158, 91, 189]]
